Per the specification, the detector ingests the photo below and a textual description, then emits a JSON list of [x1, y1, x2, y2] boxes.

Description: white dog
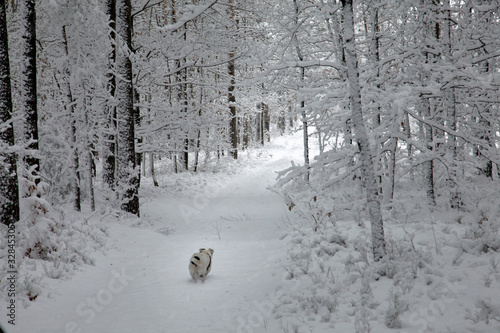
[[189, 248, 214, 281]]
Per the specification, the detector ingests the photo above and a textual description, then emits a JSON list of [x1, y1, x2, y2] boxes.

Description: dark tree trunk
[[0, 0, 20, 226], [103, 0, 117, 190], [21, 0, 39, 184], [116, 0, 139, 216], [150, 152, 158, 187], [228, 0, 237, 159], [423, 103, 436, 207], [256, 102, 269, 146], [228, 57, 237, 159], [242, 115, 249, 149], [134, 87, 142, 185], [62, 26, 81, 212]]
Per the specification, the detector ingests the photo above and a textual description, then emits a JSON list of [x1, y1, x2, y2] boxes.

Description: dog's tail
[[190, 255, 201, 267]]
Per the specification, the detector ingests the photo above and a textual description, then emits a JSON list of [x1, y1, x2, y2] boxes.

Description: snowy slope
[[8, 135, 302, 333]]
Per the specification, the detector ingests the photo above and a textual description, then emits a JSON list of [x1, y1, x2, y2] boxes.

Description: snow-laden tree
[[61, 25, 81, 212], [3, 0, 499, 248], [20, 0, 39, 186], [33, 0, 110, 210], [103, 0, 117, 191], [390, 0, 500, 208], [131, 0, 266, 172], [269, 0, 498, 262], [268, 1, 385, 250], [0, 0, 19, 227], [341, 0, 385, 260], [263, 0, 346, 165], [116, 0, 140, 216], [271, 0, 500, 221], [227, 0, 238, 159]]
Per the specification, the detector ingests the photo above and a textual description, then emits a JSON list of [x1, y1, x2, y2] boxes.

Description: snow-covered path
[[14, 139, 296, 333]]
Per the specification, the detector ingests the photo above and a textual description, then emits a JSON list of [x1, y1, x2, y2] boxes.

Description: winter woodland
[[1, 0, 500, 332]]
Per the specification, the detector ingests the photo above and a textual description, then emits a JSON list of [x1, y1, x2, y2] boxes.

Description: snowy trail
[[14, 140, 296, 333]]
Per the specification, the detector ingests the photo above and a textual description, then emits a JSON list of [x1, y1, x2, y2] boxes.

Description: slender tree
[[116, 0, 140, 216], [441, 0, 461, 208], [103, 0, 117, 190], [292, 0, 309, 178], [421, 0, 438, 208], [340, 0, 385, 261], [228, 0, 238, 159], [0, 0, 20, 226], [62, 25, 81, 212], [21, 0, 39, 184]]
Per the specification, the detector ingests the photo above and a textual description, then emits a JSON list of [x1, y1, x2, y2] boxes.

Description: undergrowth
[[0, 182, 109, 305], [274, 179, 500, 332]]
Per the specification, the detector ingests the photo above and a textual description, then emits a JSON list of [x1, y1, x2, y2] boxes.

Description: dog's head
[[199, 248, 214, 256]]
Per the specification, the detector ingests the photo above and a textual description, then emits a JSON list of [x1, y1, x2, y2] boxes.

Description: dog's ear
[[209, 248, 214, 254]]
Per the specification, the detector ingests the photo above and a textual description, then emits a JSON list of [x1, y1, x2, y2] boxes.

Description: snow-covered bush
[[384, 287, 409, 329], [275, 209, 446, 332], [450, 196, 500, 255], [38, 126, 74, 206], [460, 218, 500, 254], [465, 299, 500, 325], [0, 181, 108, 303], [276, 183, 337, 232], [354, 276, 375, 333]]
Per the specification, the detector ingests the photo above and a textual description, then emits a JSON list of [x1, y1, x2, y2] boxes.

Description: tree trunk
[[228, 0, 238, 159], [176, 57, 188, 171], [420, 98, 436, 207], [0, 0, 20, 226], [134, 87, 142, 182], [341, 0, 385, 261], [194, 88, 204, 172], [228, 58, 237, 158], [21, 0, 39, 185], [292, 0, 309, 179], [369, 0, 384, 197], [387, 137, 397, 205], [62, 26, 81, 212], [257, 106, 264, 145], [150, 152, 159, 187], [442, 0, 461, 208], [88, 151, 95, 212], [116, 0, 139, 216], [301, 92, 310, 176], [103, 0, 117, 190], [84, 111, 96, 212], [402, 111, 414, 181], [242, 115, 249, 149], [421, 0, 438, 208]]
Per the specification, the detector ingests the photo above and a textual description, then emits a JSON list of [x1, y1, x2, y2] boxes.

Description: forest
[[1, 0, 500, 332]]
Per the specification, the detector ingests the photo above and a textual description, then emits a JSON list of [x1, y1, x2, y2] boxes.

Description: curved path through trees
[[16, 136, 302, 333]]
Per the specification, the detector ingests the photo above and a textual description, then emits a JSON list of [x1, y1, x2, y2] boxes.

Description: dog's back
[[188, 248, 214, 280]]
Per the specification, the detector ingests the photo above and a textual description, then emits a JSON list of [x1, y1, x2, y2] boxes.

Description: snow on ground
[[3, 131, 500, 333], [7, 134, 302, 333]]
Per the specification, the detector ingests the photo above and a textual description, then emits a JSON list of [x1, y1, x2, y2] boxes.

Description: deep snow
[[3, 132, 500, 333], [7, 135, 301, 333]]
